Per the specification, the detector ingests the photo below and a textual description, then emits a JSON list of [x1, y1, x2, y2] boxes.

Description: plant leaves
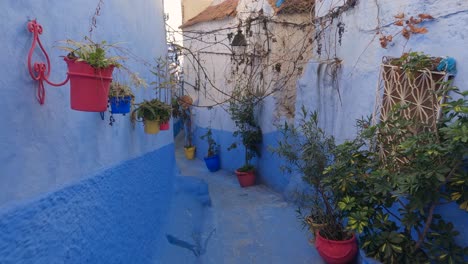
[[418, 14, 434, 20], [409, 25, 428, 34]]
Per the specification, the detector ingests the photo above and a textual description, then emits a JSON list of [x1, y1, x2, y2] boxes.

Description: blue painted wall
[[0, 0, 177, 263], [0, 145, 175, 264], [0, 0, 170, 206]]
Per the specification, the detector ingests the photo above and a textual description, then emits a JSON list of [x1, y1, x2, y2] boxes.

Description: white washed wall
[[298, 0, 468, 143]]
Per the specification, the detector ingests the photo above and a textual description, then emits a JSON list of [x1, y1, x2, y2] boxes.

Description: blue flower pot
[[204, 154, 220, 172], [110, 96, 132, 114]]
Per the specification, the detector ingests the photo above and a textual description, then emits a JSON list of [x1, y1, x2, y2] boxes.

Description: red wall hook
[[27, 20, 69, 105]]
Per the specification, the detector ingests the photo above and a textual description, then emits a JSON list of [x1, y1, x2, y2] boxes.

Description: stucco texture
[[0, 0, 171, 207], [0, 145, 175, 264], [0, 0, 178, 263]]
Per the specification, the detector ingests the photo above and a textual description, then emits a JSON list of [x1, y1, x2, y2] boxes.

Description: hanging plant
[[108, 82, 134, 114], [58, 38, 146, 112], [131, 98, 171, 134]]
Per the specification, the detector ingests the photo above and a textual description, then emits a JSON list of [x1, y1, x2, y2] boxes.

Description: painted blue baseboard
[[173, 118, 183, 138], [193, 127, 292, 193], [0, 144, 176, 264]]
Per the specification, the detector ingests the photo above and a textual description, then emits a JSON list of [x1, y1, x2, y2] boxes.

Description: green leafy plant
[[150, 57, 178, 90], [171, 97, 182, 119], [200, 128, 219, 157], [324, 85, 468, 263], [389, 52, 441, 73], [109, 82, 134, 98], [131, 98, 171, 123], [58, 37, 123, 69], [58, 38, 147, 88], [271, 107, 350, 241], [227, 91, 262, 172]]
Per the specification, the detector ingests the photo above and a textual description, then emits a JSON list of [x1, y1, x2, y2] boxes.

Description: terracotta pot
[[315, 232, 358, 264], [144, 120, 160, 134], [234, 170, 255, 187]]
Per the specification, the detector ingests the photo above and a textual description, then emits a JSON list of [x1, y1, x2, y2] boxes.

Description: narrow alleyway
[[157, 133, 324, 263]]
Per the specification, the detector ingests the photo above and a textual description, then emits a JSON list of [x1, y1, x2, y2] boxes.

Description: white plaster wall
[[183, 0, 313, 133], [164, 0, 183, 45], [183, 18, 237, 132], [298, 0, 468, 143], [316, 0, 346, 17]]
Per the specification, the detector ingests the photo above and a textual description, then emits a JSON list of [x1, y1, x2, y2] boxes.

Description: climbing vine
[[379, 13, 434, 49], [177, 4, 315, 120]]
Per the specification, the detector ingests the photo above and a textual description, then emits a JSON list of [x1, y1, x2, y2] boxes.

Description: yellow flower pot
[[144, 120, 160, 134], [184, 146, 196, 160]]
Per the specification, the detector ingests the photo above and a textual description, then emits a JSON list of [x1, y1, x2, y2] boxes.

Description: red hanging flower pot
[[65, 57, 115, 112], [160, 120, 170, 130]]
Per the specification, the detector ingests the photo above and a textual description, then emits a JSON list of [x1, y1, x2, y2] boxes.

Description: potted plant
[[108, 82, 134, 114], [131, 98, 171, 134], [379, 52, 452, 128], [323, 85, 468, 263], [171, 97, 182, 119], [59, 38, 123, 112], [200, 128, 220, 172], [228, 92, 262, 187], [158, 103, 171, 130], [150, 58, 177, 131], [178, 95, 196, 159], [272, 107, 358, 263]]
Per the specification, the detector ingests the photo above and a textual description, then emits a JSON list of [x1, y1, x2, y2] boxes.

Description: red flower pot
[[315, 232, 358, 264], [160, 121, 170, 130], [234, 170, 256, 187], [65, 57, 115, 112]]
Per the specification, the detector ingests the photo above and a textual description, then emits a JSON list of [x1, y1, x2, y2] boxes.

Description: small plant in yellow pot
[[179, 95, 196, 159], [131, 99, 170, 134], [184, 144, 196, 160]]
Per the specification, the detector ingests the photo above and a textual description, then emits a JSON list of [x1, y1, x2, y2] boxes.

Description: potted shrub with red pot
[[272, 108, 358, 263], [298, 196, 357, 264], [227, 91, 262, 188], [59, 38, 125, 112]]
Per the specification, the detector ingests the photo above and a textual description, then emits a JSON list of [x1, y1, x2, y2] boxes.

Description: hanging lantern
[[230, 29, 247, 56]]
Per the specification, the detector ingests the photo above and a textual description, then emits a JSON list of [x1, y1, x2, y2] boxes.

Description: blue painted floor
[[155, 133, 325, 263]]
